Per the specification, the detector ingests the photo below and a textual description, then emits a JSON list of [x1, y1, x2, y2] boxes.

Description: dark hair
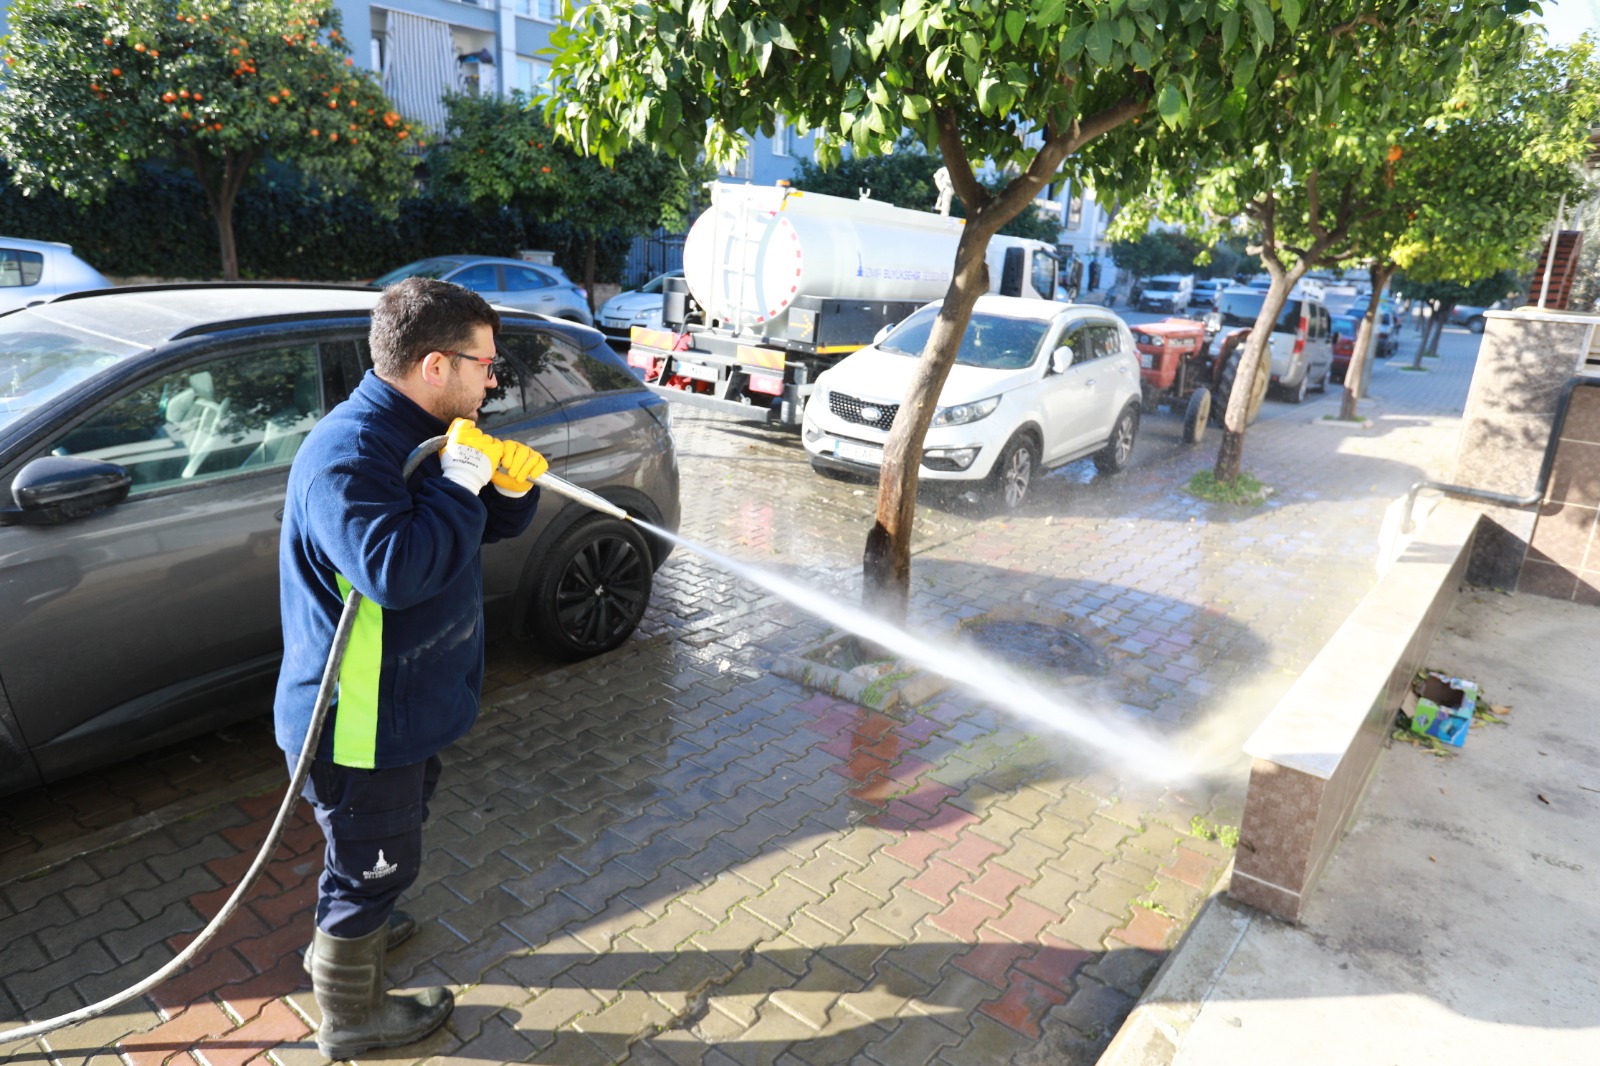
[[369, 276, 500, 380]]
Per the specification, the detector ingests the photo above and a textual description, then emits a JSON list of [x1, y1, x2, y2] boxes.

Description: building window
[[515, 56, 551, 95], [1068, 196, 1084, 230], [532, 0, 560, 22]]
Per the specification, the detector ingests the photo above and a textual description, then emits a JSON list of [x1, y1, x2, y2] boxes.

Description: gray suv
[[0, 284, 679, 795]]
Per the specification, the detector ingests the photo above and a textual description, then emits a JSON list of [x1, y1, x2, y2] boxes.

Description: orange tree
[[546, 0, 1521, 617], [0, 0, 418, 279]]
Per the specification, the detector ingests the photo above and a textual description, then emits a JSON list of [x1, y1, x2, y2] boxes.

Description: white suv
[[802, 295, 1143, 510]]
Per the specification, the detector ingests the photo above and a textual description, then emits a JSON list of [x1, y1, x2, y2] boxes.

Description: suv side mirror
[[1050, 345, 1075, 374], [1, 456, 132, 526]]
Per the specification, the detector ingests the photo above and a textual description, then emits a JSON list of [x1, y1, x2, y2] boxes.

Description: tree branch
[[1331, 14, 1383, 38], [935, 109, 988, 214], [981, 95, 1147, 232]]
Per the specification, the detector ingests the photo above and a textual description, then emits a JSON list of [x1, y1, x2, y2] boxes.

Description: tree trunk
[[583, 233, 598, 315], [1214, 429, 1246, 483], [860, 98, 1146, 620], [189, 147, 253, 281], [864, 225, 993, 620], [1426, 301, 1454, 357], [1340, 261, 1393, 420], [1214, 261, 1305, 481]]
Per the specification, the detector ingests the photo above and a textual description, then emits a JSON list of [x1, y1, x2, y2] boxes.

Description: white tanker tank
[[682, 182, 1054, 337]]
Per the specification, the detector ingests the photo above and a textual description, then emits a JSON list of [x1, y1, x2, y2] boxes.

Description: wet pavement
[[2, 325, 1481, 1064]]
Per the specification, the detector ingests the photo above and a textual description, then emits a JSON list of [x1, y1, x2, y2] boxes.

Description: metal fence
[[623, 229, 687, 289]]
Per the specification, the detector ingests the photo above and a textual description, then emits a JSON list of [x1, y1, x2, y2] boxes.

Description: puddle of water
[[965, 620, 1108, 680], [635, 519, 1200, 784]]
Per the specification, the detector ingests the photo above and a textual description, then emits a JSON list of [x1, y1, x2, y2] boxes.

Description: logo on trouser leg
[[362, 849, 399, 880]]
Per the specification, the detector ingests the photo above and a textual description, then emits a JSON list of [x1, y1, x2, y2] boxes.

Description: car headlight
[[633, 309, 655, 320], [931, 396, 1000, 427]]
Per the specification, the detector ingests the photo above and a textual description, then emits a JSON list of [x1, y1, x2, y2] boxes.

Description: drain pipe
[[1401, 375, 1600, 533]]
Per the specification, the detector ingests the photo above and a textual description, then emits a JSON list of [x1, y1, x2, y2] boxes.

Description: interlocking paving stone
[[0, 330, 1484, 1061]]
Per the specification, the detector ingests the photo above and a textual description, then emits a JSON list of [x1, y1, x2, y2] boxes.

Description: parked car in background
[[1330, 314, 1360, 383], [802, 295, 1142, 510], [1136, 274, 1194, 314], [375, 255, 594, 325], [1448, 304, 1496, 333], [1189, 278, 1226, 310], [0, 237, 112, 314], [596, 269, 682, 346], [1209, 286, 1335, 406], [0, 284, 679, 796]]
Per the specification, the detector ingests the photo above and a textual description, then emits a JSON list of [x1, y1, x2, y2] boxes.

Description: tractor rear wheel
[[1183, 388, 1210, 444]]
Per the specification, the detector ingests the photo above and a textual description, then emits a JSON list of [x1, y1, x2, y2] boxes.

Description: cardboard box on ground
[[1401, 672, 1480, 748]]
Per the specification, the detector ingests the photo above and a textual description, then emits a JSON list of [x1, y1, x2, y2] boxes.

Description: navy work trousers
[[290, 753, 442, 939]]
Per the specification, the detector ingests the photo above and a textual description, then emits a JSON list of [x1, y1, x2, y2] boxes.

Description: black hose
[[0, 436, 446, 1045]]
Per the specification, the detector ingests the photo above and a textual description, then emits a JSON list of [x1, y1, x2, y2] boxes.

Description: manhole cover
[[962, 619, 1108, 680]]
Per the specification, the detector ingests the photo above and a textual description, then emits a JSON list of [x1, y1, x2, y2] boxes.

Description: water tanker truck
[[626, 182, 1060, 426]]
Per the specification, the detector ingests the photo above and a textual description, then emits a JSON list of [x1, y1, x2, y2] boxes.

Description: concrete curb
[[1097, 869, 1255, 1066]]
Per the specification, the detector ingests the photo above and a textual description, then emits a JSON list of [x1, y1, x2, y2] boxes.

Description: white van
[[1137, 274, 1194, 314]]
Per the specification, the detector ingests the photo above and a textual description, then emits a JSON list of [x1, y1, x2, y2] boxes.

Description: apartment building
[[348, 0, 810, 185]]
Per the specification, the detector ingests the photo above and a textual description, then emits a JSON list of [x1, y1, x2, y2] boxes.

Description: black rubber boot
[[303, 909, 416, 974], [309, 925, 452, 1060]]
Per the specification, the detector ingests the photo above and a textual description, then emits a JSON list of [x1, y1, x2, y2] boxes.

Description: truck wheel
[[1313, 365, 1330, 393], [1183, 389, 1210, 445], [986, 433, 1038, 511], [528, 516, 653, 661], [1094, 405, 1139, 474]]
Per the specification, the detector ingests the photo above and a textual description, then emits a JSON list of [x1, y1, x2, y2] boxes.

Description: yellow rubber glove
[[491, 438, 549, 497], [439, 418, 500, 494]]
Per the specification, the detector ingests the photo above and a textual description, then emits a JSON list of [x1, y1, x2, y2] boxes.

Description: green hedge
[[0, 163, 629, 283]]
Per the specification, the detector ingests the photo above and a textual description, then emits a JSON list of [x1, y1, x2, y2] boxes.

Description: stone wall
[[1451, 309, 1600, 593], [1520, 383, 1600, 602]]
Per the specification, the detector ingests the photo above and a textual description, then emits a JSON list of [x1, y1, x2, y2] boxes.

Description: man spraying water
[[273, 277, 546, 1058]]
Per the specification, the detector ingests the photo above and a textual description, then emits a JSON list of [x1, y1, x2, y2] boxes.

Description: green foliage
[[1377, 39, 1600, 289], [0, 160, 588, 281], [428, 91, 706, 238], [790, 136, 942, 210], [792, 140, 1060, 240], [549, 0, 1375, 188], [0, 0, 417, 277], [1393, 269, 1520, 310], [1189, 816, 1241, 849], [1185, 471, 1268, 506], [1109, 231, 1201, 280]]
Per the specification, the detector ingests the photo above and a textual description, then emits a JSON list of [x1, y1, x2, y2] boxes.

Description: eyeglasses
[[438, 350, 496, 367]]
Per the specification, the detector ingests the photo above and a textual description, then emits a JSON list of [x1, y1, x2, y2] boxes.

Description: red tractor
[[1131, 318, 1213, 444]]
